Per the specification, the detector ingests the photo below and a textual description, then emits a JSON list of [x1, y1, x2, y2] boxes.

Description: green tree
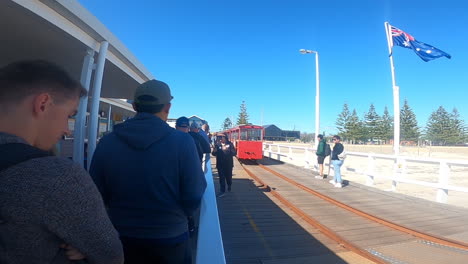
[[426, 106, 466, 145], [300, 132, 314, 143], [377, 106, 393, 144], [346, 109, 365, 143], [336, 103, 350, 140], [400, 99, 420, 142], [426, 106, 451, 145], [236, 101, 249, 125], [222, 117, 232, 130], [449, 108, 466, 145], [364, 104, 380, 142]]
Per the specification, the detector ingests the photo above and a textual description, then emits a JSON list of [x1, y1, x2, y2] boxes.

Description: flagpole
[[384, 21, 400, 156]]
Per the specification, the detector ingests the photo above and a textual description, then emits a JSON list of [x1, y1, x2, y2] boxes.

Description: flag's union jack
[[391, 26, 415, 48]]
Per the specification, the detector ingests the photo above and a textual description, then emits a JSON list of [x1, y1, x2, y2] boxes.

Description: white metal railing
[[196, 158, 226, 264], [263, 143, 468, 203]]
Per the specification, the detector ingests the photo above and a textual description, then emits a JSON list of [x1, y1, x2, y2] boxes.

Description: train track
[[239, 159, 468, 264]]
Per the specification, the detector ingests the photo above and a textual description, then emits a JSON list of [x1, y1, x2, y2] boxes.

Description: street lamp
[[299, 49, 320, 150]]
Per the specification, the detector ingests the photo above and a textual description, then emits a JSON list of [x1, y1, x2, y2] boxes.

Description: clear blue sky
[[79, 0, 468, 134]]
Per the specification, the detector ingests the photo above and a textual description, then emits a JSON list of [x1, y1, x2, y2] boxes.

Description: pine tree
[[346, 109, 364, 143], [377, 106, 393, 144], [400, 100, 420, 142], [426, 106, 451, 145], [236, 101, 249, 125], [364, 104, 380, 143], [449, 108, 465, 145], [222, 117, 232, 130], [336, 103, 350, 140]]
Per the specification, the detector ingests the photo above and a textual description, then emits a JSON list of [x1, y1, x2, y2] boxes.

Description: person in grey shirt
[[0, 60, 123, 264]]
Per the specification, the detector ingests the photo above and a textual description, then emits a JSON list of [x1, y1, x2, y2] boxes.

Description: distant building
[[263, 125, 282, 141], [282, 130, 300, 140], [188, 115, 207, 128], [263, 125, 300, 141]]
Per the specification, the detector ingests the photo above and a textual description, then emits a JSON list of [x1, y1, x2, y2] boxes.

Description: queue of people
[[0, 60, 208, 264]]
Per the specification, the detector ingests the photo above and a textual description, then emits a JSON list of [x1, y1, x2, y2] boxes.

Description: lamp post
[[299, 49, 320, 150]]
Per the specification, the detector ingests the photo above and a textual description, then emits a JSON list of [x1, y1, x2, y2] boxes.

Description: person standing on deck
[[212, 133, 236, 197], [200, 123, 212, 166], [315, 134, 326, 179], [189, 122, 211, 163], [90, 80, 206, 264], [175, 116, 201, 237], [329, 135, 345, 188]]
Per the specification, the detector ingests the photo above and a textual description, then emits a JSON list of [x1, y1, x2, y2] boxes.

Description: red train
[[219, 125, 264, 160]]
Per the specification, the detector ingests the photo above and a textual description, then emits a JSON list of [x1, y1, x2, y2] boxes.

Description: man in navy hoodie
[[90, 80, 207, 264]]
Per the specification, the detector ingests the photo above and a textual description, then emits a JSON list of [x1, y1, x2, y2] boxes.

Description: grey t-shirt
[[0, 133, 123, 264]]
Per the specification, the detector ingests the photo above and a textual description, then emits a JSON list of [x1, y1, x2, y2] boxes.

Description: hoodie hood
[[113, 113, 174, 150]]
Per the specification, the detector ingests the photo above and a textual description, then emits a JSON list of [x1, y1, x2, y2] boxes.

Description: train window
[[240, 129, 262, 141], [231, 131, 239, 140]]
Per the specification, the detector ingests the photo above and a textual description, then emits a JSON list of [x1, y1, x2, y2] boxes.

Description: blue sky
[[79, 0, 468, 134]]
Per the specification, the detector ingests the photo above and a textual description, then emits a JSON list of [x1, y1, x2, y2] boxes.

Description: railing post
[[268, 144, 272, 158], [436, 161, 450, 203], [276, 144, 281, 161], [366, 155, 375, 186], [392, 157, 405, 191], [288, 147, 293, 161]]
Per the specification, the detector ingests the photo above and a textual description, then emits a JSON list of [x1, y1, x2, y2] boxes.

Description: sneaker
[[228, 186, 231, 192], [329, 179, 336, 185], [315, 175, 324, 179], [217, 192, 226, 198], [335, 182, 343, 188]]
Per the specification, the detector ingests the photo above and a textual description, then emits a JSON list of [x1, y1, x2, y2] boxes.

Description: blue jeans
[[332, 160, 344, 183]]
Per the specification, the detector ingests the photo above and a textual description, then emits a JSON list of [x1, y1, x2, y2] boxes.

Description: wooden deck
[[212, 158, 468, 264]]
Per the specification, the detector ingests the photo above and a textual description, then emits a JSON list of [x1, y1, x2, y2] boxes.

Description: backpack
[[0, 143, 51, 172], [338, 150, 347, 160], [324, 143, 331, 156]]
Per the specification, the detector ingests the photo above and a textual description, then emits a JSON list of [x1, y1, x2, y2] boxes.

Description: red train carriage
[[221, 125, 264, 160]]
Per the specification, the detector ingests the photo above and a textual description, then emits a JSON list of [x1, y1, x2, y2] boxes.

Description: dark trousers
[[218, 165, 233, 193], [121, 236, 191, 264]]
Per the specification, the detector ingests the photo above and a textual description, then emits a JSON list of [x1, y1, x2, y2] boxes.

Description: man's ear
[[32, 93, 52, 117], [163, 103, 171, 114]]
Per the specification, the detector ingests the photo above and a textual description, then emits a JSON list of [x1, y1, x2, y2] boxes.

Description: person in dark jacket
[[315, 134, 326, 179], [329, 135, 345, 188], [189, 122, 211, 162], [90, 80, 207, 264], [212, 134, 236, 197], [175, 116, 200, 237], [176, 116, 203, 160], [0, 60, 123, 264]]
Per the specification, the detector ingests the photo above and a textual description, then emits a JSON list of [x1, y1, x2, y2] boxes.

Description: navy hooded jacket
[[90, 113, 207, 240]]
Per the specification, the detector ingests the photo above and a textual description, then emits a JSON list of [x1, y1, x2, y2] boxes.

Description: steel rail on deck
[[239, 161, 388, 264], [257, 163, 468, 251]]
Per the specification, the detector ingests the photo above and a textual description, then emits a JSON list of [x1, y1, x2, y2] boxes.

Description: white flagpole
[[384, 21, 400, 156]]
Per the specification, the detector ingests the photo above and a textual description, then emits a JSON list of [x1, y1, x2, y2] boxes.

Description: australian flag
[[390, 25, 451, 62]]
